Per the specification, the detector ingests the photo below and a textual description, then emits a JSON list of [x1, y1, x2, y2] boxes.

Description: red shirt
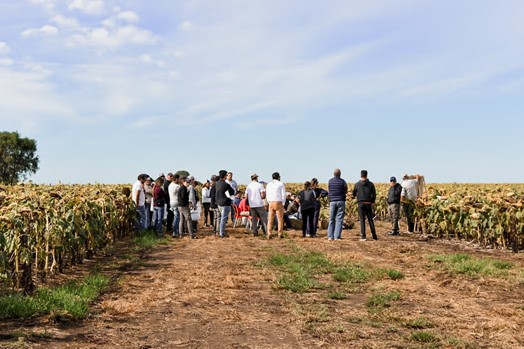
[[238, 198, 250, 212]]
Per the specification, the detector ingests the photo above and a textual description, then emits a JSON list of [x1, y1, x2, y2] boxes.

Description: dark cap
[[272, 172, 280, 180], [390, 176, 397, 182]]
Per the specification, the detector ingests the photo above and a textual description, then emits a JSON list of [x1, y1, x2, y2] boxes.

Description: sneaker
[[305, 234, 311, 237], [359, 238, 367, 241], [328, 237, 333, 241], [372, 236, 378, 241], [388, 231, 400, 236]]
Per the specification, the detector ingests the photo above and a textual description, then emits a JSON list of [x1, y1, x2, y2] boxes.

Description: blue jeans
[[171, 205, 180, 236], [135, 205, 146, 233], [327, 201, 345, 240], [219, 205, 231, 237], [144, 202, 152, 229], [153, 206, 164, 235]]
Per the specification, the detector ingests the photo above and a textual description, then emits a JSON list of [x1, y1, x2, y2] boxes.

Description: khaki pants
[[268, 201, 285, 237]]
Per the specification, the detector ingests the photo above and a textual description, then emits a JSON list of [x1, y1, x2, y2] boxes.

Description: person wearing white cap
[[245, 173, 268, 236]]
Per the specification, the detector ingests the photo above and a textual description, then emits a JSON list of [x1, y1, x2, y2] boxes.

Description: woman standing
[[298, 181, 316, 237], [202, 180, 213, 227], [144, 177, 154, 230], [311, 178, 328, 236], [153, 177, 165, 236]]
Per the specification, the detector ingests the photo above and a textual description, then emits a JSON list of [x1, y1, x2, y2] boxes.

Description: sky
[[1, 0, 523, 185]]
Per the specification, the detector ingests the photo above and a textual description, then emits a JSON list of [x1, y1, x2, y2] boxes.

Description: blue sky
[[1, 0, 523, 185]]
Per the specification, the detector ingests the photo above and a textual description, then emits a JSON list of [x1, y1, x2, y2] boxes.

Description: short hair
[[334, 169, 341, 177], [361, 170, 368, 178], [304, 181, 311, 190], [311, 178, 318, 185], [219, 170, 228, 179], [173, 173, 180, 179], [272, 172, 280, 180]]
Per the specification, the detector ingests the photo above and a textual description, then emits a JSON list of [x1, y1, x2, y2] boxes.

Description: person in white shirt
[[132, 173, 147, 233], [168, 174, 181, 237], [226, 172, 238, 222], [202, 180, 213, 227], [265, 172, 287, 239], [245, 173, 268, 237], [401, 174, 420, 233]]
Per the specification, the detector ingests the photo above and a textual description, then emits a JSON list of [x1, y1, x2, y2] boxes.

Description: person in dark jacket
[[352, 170, 377, 241], [327, 168, 348, 240], [299, 181, 317, 237], [209, 175, 220, 234], [387, 176, 402, 236], [163, 173, 174, 233], [215, 170, 235, 238], [178, 177, 195, 239], [311, 178, 328, 236]]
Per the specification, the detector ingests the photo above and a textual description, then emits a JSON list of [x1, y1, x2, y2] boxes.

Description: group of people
[[131, 168, 421, 241]]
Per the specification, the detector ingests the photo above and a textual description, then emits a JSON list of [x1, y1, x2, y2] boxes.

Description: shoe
[[305, 234, 311, 237], [191, 235, 196, 239], [372, 236, 378, 241], [279, 234, 284, 239], [359, 238, 367, 241], [328, 238, 333, 241], [388, 231, 400, 236]]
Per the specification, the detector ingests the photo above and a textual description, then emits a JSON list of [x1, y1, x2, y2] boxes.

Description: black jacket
[[215, 180, 234, 206], [178, 185, 190, 207], [352, 179, 376, 203], [387, 183, 402, 204]]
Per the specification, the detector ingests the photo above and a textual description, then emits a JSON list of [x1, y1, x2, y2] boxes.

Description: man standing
[[132, 173, 147, 233], [226, 171, 238, 222], [215, 170, 235, 238], [327, 168, 348, 240], [266, 172, 286, 239], [352, 170, 377, 241], [168, 174, 181, 237], [387, 176, 402, 236], [209, 175, 221, 234], [245, 173, 268, 236], [401, 174, 420, 233], [178, 177, 195, 239], [163, 173, 174, 233]]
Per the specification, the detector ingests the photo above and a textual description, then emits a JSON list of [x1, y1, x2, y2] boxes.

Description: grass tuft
[[366, 290, 401, 311], [326, 291, 347, 300], [410, 330, 438, 343], [429, 253, 513, 277], [405, 316, 433, 329], [0, 274, 109, 320]]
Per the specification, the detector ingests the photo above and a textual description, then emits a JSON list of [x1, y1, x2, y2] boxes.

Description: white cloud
[[69, 25, 159, 48], [30, 0, 56, 10], [68, 0, 105, 15], [178, 21, 192, 31], [21, 25, 58, 38], [117, 11, 140, 24], [139, 54, 165, 67], [0, 58, 14, 66], [51, 15, 80, 28], [0, 42, 9, 54]]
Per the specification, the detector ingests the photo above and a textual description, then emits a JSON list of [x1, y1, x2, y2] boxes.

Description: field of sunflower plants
[[0, 184, 134, 293], [285, 181, 524, 251]]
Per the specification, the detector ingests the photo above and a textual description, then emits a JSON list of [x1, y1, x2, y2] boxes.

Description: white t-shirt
[[132, 180, 145, 206], [246, 181, 266, 208], [202, 187, 212, 203], [401, 179, 418, 201], [226, 179, 238, 194], [266, 179, 286, 205], [168, 182, 180, 207]]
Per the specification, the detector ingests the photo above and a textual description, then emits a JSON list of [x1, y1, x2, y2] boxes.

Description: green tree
[[175, 170, 190, 178], [0, 131, 39, 184]]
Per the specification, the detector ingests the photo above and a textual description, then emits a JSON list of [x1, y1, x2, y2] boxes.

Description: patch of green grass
[[366, 290, 401, 311], [410, 330, 438, 343], [376, 268, 405, 280], [405, 316, 433, 329], [429, 253, 513, 277], [333, 264, 369, 283], [133, 230, 169, 249], [326, 291, 347, 300], [0, 274, 109, 320], [277, 267, 316, 293]]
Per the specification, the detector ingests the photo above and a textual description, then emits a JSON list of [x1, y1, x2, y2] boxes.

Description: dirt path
[[2, 222, 524, 349]]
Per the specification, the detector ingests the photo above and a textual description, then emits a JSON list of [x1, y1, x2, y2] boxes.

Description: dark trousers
[[402, 202, 415, 232], [311, 202, 321, 235], [203, 203, 212, 225], [166, 208, 174, 233], [358, 203, 376, 239], [301, 207, 315, 237]]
